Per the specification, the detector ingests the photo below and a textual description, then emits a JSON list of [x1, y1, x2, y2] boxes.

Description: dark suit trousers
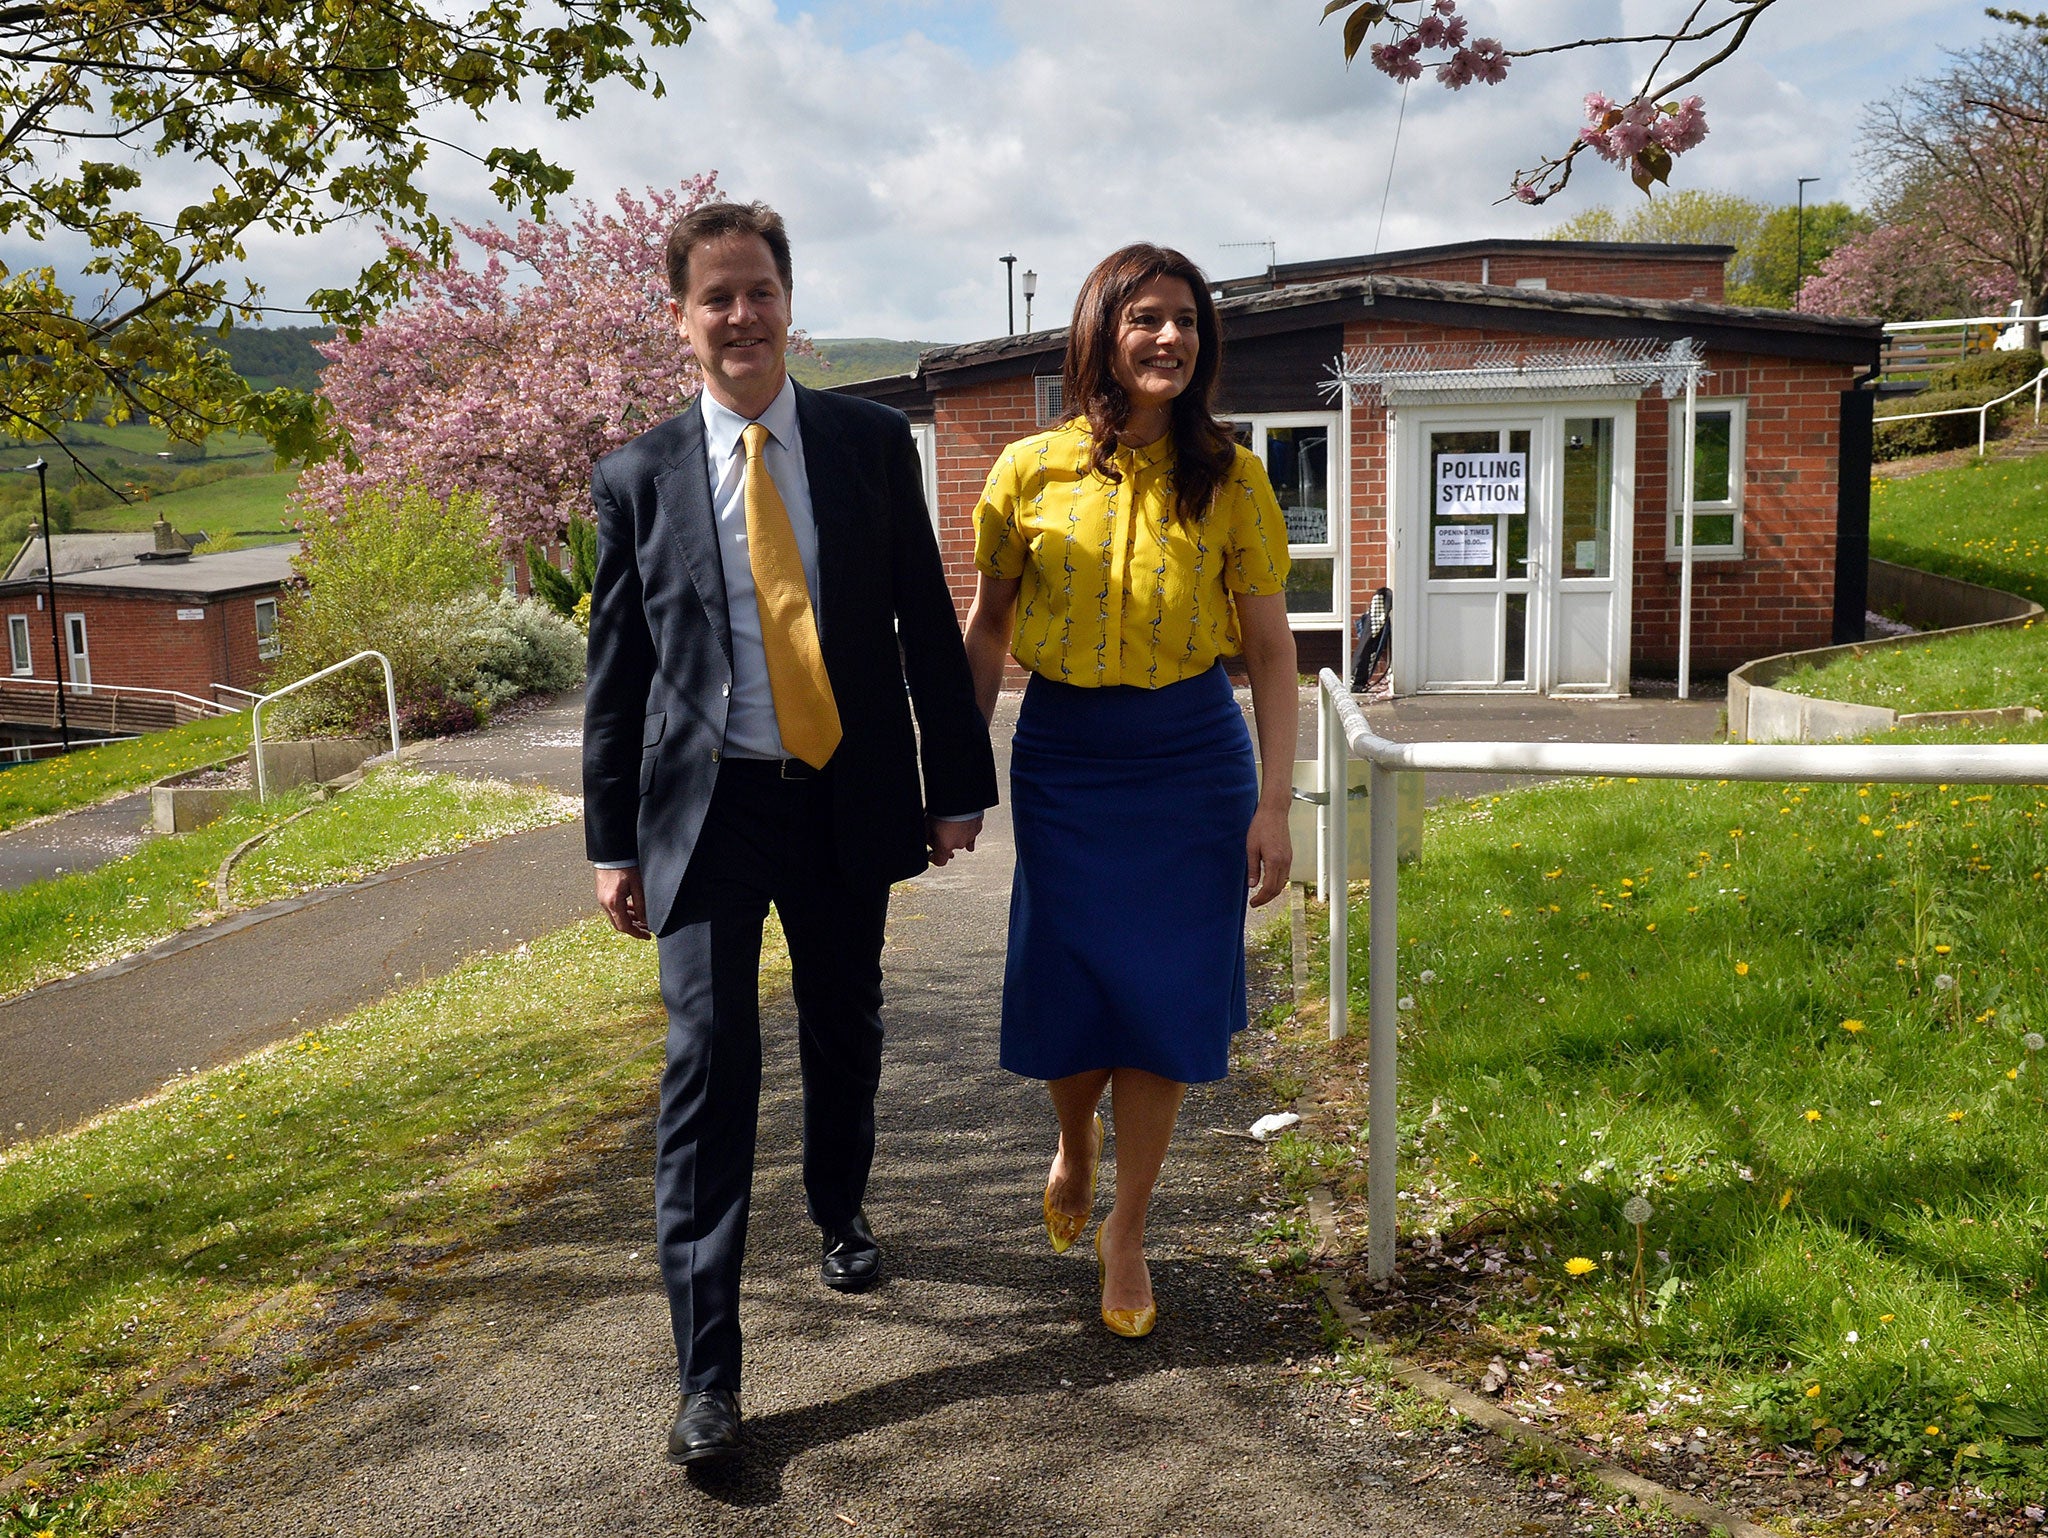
[[652, 760, 890, 1394]]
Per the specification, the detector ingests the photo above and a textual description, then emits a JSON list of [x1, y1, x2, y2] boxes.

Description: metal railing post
[[250, 650, 400, 801], [1314, 684, 1330, 905], [1327, 694, 1349, 1042], [1366, 756, 1399, 1283]]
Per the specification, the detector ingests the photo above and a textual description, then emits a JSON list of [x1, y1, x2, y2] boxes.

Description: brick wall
[[1, 585, 279, 698], [1374, 250, 1726, 302], [934, 375, 1040, 621]]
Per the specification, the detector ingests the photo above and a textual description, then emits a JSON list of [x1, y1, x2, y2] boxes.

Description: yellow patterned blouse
[[973, 422, 1291, 688]]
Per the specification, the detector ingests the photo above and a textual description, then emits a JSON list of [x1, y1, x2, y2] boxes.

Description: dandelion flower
[[1803, 1108, 1822, 1123], [1935, 974, 1956, 991], [1622, 1195, 1653, 1226], [1934, 944, 1951, 955], [1805, 1384, 1823, 1398], [1419, 969, 1437, 984], [1946, 1110, 1965, 1123], [1926, 1425, 1942, 1438], [2025, 1032, 2045, 1053], [1880, 1313, 1894, 1323], [1840, 1019, 1865, 1034], [1565, 1257, 1597, 1276], [1735, 961, 1749, 976]]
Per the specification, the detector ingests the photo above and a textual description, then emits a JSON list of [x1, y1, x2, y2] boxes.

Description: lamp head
[[1021, 269, 1037, 300]]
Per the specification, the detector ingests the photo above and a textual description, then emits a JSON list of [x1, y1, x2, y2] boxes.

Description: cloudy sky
[[27, 0, 2018, 344]]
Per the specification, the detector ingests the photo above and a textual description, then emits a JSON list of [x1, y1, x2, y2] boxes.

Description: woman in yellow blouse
[[964, 244, 1299, 1339]]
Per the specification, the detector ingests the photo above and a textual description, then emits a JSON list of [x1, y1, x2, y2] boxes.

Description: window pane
[[1266, 426, 1329, 546], [1506, 429, 1531, 579], [1561, 416, 1615, 577], [1691, 411, 1732, 504], [1285, 557, 1335, 615], [1504, 592, 1528, 684], [1675, 512, 1736, 550], [1429, 429, 1500, 580], [1229, 420, 1254, 448]]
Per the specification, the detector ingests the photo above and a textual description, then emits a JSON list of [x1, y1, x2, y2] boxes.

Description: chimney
[[143, 516, 195, 562]]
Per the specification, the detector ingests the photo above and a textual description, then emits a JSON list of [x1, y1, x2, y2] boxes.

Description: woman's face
[[1109, 275, 1200, 420]]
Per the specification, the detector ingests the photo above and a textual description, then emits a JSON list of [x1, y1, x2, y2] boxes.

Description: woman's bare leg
[[1098, 1067, 1187, 1313], [1045, 1069, 1112, 1223]]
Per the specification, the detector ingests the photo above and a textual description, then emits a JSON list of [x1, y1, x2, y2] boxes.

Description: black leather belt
[[722, 756, 822, 782]]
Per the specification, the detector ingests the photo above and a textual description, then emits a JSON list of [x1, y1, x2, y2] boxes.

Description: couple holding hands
[[583, 199, 1298, 1465]]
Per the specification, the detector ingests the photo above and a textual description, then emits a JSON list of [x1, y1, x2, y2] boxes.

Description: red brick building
[[838, 238, 1883, 694], [3, 536, 296, 708]]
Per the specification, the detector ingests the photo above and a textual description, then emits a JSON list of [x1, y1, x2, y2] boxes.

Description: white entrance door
[[64, 613, 90, 693], [1393, 403, 1635, 695]]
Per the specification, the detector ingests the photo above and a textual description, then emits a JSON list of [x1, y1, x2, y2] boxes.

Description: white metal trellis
[[1320, 338, 1716, 698], [1313, 666, 2048, 1284]]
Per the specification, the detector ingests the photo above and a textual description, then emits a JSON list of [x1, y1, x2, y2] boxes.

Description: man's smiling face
[[670, 231, 792, 418]]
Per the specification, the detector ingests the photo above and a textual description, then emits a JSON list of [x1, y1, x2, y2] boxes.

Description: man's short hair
[[666, 201, 794, 301]]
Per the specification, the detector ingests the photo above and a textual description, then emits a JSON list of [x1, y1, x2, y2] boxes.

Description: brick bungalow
[[1, 522, 295, 753], [834, 238, 1884, 695]]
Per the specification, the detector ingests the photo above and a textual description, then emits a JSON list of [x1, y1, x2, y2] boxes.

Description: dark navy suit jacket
[[582, 382, 998, 935]]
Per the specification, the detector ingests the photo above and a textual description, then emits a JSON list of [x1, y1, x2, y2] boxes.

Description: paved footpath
[[124, 693, 1572, 1538], [0, 695, 592, 1147]]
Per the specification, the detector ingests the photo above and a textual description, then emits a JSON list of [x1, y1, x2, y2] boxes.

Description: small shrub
[[1926, 349, 2046, 396], [459, 590, 587, 710], [1874, 389, 2012, 460]]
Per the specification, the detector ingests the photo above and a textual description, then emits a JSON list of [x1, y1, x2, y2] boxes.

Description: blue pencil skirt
[[1000, 662, 1258, 1086]]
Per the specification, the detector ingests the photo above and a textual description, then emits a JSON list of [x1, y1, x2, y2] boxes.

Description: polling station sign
[[1437, 452, 1526, 512]]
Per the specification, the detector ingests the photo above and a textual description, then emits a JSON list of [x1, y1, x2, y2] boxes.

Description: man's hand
[[926, 815, 983, 867], [1246, 803, 1292, 908], [595, 865, 651, 940]]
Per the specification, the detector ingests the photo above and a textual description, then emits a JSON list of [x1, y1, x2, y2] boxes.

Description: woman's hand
[[1245, 801, 1292, 907]]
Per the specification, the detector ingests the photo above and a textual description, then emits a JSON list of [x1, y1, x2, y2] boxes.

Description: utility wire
[[1372, 77, 1412, 256]]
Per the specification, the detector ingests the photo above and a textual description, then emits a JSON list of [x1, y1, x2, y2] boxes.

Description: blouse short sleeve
[[1221, 448, 1291, 596], [973, 450, 1027, 581]]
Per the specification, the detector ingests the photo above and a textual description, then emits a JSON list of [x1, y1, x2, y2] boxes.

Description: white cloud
[[5, 0, 2021, 343]]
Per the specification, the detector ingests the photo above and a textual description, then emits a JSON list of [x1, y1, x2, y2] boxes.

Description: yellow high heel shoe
[[1042, 1113, 1103, 1254], [1095, 1228, 1157, 1339]]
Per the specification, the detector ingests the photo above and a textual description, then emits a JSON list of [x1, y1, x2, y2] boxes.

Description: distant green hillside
[[214, 325, 335, 393], [789, 338, 934, 388]]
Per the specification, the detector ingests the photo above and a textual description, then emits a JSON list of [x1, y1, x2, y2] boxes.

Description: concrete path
[[0, 789, 153, 892], [129, 694, 1563, 1538], [0, 692, 594, 1148]]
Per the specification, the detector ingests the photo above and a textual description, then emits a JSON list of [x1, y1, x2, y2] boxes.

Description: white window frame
[[909, 422, 939, 536], [1665, 397, 1746, 562], [6, 614, 29, 676], [1227, 412, 1345, 628], [254, 597, 281, 660]]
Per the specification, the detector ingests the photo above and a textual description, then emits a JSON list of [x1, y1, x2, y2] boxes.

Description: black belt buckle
[[779, 758, 817, 781]]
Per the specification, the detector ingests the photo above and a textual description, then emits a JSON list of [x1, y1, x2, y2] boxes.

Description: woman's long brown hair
[[1062, 244, 1236, 526]]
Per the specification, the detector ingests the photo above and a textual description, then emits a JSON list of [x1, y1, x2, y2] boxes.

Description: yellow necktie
[[741, 422, 841, 769]]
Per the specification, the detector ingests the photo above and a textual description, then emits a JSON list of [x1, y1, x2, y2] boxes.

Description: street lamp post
[[27, 459, 69, 752], [1000, 254, 1017, 335], [1793, 176, 1820, 308], [1021, 269, 1037, 332]]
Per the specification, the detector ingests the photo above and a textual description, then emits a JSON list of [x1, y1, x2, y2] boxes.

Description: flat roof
[[0, 542, 299, 600], [1211, 237, 1738, 296], [836, 273, 1882, 396]]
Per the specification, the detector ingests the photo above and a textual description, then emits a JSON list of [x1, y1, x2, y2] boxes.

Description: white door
[[1549, 410, 1635, 694], [64, 613, 90, 692], [1402, 415, 1543, 692], [1394, 402, 1635, 695]]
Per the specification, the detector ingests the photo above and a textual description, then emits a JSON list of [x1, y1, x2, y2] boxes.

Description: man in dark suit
[[582, 200, 997, 1466]]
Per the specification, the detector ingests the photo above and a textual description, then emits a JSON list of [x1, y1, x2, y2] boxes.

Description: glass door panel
[[1560, 417, 1615, 578]]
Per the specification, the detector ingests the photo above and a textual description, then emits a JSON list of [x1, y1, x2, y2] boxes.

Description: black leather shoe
[[820, 1211, 881, 1292], [667, 1389, 741, 1465]]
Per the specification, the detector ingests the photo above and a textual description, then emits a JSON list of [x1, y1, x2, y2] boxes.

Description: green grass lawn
[[70, 469, 301, 548], [1871, 450, 2048, 606], [1277, 719, 2048, 1497], [0, 768, 575, 999], [1774, 622, 2047, 714], [0, 915, 781, 1532], [0, 715, 251, 835]]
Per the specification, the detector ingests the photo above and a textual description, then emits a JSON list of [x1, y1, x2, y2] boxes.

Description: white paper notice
[[1436, 452, 1527, 513], [1434, 523, 1496, 567]]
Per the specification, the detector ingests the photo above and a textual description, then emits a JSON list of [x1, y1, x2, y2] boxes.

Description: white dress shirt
[[699, 376, 819, 761]]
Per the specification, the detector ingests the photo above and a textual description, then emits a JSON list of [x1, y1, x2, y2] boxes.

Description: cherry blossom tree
[[1798, 221, 2018, 322], [1322, 0, 1779, 203], [302, 179, 719, 550]]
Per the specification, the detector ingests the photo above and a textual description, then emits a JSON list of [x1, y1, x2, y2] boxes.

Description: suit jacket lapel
[[653, 405, 733, 669]]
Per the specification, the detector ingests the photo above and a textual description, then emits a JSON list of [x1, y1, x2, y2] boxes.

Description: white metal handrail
[[1312, 668, 2048, 1284], [211, 683, 262, 706], [1878, 367, 2048, 455], [250, 650, 399, 800], [1881, 313, 2048, 333], [0, 677, 237, 717]]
